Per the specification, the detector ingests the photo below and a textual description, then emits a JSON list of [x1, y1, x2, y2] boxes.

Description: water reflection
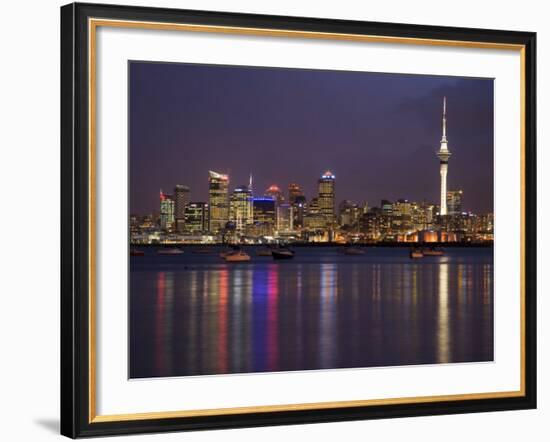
[[437, 262, 451, 363], [130, 247, 494, 378], [267, 265, 279, 371], [319, 263, 337, 368], [154, 271, 173, 376]]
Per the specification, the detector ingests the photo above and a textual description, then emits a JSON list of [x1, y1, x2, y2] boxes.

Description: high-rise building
[[288, 183, 303, 205], [252, 197, 276, 225], [447, 190, 463, 215], [359, 208, 382, 241], [174, 184, 190, 232], [436, 97, 452, 215], [159, 190, 175, 232], [292, 194, 307, 228], [276, 204, 293, 233], [318, 170, 335, 225], [208, 170, 229, 233], [184, 202, 209, 233], [392, 199, 413, 233], [303, 197, 325, 229], [229, 185, 253, 231], [381, 199, 393, 216], [338, 200, 360, 228], [265, 184, 284, 205], [250, 197, 276, 237]]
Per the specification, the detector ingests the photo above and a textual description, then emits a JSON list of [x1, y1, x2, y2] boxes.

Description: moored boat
[[220, 245, 240, 258], [422, 246, 444, 256], [224, 250, 251, 262], [271, 248, 295, 260], [344, 247, 365, 256], [157, 247, 184, 255], [130, 249, 145, 256], [409, 248, 424, 259]]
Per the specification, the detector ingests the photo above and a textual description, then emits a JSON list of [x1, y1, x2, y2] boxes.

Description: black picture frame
[[61, 2, 537, 438]]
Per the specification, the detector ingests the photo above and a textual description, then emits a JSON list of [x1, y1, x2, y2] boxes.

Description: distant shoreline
[[131, 242, 494, 248]]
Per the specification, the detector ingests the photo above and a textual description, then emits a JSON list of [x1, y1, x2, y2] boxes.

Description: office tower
[[380, 199, 393, 216], [292, 194, 307, 228], [174, 184, 190, 232], [392, 199, 413, 233], [436, 97, 452, 215], [288, 183, 303, 205], [252, 197, 276, 225], [159, 190, 175, 232], [447, 190, 463, 216], [265, 184, 284, 205], [277, 203, 293, 233], [184, 202, 209, 234], [229, 185, 253, 231], [338, 200, 360, 228], [318, 170, 335, 225], [208, 170, 229, 233], [303, 197, 325, 229]]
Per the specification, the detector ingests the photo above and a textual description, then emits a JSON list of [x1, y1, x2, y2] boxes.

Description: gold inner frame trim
[[88, 17, 527, 424]]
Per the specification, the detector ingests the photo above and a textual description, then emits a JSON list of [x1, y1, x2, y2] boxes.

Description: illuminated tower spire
[[436, 96, 452, 216], [442, 96, 447, 142]]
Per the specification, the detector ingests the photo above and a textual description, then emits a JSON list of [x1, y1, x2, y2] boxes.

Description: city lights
[[130, 99, 493, 245]]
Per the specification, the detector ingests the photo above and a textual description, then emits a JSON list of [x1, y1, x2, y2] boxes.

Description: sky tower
[[436, 97, 452, 215]]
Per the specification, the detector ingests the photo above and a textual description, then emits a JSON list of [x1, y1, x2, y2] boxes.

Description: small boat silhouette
[[271, 247, 295, 260], [224, 250, 251, 262], [157, 247, 184, 255], [422, 246, 444, 256]]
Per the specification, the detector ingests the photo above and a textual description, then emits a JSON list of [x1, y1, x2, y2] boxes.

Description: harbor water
[[129, 246, 493, 378]]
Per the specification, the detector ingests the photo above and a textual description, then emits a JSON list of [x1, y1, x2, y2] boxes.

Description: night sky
[[129, 61, 494, 215]]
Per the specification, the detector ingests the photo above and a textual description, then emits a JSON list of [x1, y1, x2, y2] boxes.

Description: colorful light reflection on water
[[130, 247, 493, 378]]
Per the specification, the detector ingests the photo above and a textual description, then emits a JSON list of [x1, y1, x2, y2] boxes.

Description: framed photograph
[[60, 2, 536, 438]]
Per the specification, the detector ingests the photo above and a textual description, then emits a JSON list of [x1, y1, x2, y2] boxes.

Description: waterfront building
[[208, 170, 229, 233], [318, 171, 336, 225], [436, 97, 452, 215], [447, 189, 463, 216], [159, 190, 175, 232], [244, 221, 274, 238], [229, 185, 253, 231], [174, 184, 190, 232], [184, 202, 209, 234]]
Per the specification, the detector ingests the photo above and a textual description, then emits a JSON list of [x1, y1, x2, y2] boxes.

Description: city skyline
[[129, 62, 494, 216], [140, 166, 469, 218]]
